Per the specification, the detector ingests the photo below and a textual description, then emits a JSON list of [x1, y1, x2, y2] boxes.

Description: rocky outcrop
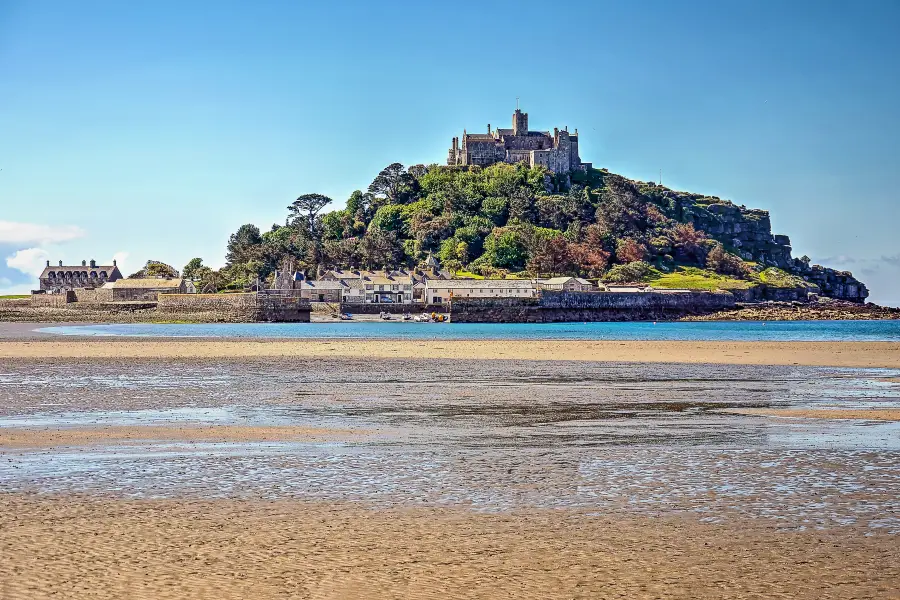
[[643, 184, 869, 302], [683, 299, 900, 321]]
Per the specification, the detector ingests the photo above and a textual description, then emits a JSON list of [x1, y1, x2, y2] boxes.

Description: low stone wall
[[30, 292, 75, 307], [309, 301, 340, 314], [157, 293, 310, 322], [451, 290, 736, 323], [72, 288, 113, 304], [341, 303, 446, 315]]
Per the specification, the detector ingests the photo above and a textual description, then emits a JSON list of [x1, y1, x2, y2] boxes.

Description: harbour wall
[[339, 303, 446, 315], [450, 290, 736, 323], [157, 293, 311, 322]]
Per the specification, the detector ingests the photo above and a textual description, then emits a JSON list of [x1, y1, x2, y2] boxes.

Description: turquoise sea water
[[37, 320, 900, 342]]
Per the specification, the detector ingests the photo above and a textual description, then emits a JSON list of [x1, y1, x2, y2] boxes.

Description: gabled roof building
[[39, 259, 123, 293]]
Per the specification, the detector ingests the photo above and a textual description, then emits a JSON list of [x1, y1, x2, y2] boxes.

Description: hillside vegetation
[[184, 162, 820, 293]]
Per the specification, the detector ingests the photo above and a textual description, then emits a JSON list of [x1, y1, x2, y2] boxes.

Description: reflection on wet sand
[[1, 358, 898, 532]]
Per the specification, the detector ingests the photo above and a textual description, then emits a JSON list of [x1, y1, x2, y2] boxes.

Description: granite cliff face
[[640, 184, 868, 302]]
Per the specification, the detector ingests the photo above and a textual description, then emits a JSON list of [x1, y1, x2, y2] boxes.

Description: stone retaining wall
[[30, 292, 75, 308], [341, 303, 446, 315], [157, 293, 310, 322], [451, 290, 736, 323]]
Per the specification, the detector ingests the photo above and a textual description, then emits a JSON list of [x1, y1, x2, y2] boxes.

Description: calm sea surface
[[38, 320, 900, 341]]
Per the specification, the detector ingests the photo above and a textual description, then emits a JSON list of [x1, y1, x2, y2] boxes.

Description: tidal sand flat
[[1, 333, 899, 598], [4, 338, 900, 368]]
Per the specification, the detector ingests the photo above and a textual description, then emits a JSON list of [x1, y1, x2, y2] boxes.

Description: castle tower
[[512, 109, 528, 136]]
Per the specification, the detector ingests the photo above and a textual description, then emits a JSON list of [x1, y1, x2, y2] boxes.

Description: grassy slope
[[648, 267, 752, 291], [0, 295, 29, 300]]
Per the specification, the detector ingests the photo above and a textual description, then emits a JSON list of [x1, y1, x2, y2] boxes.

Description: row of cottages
[[536, 277, 598, 292], [423, 277, 601, 303], [39, 259, 123, 293], [423, 280, 538, 304]]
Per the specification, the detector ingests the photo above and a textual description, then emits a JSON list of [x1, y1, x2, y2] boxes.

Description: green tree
[[358, 229, 404, 269], [602, 261, 658, 284], [145, 261, 179, 278], [369, 205, 406, 234], [182, 258, 203, 280], [482, 228, 528, 272], [706, 243, 750, 277], [287, 194, 332, 237], [481, 196, 509, 226], [368, 163, 416, 206], [226, 224, 263, 266]]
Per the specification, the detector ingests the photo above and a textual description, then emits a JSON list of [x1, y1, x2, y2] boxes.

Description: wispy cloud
[[880, 254, 900, 268], [0, 221, 86, 245], [6, 248, 50, 276], [815, 255, 900, 270]]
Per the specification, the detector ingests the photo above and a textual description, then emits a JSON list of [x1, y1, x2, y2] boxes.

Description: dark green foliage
[[130, 260, 179, 279], [218, 162, 763, 288], [602, 261, 659, 284], [481, 197, 509, 226], [287, 194, 332, 235], [369, 205, 406, 234], [706, 242, 751, 277], [182, 258, 203, 280]]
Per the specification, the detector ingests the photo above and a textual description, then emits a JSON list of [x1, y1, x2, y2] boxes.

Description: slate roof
[[542, 277, 593, 286], [40, 264, 121, 279], [425, 279, 535, 290]]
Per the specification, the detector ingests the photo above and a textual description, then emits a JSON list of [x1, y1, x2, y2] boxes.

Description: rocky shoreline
[[682, 299, 900, 321], [2, 297, 898, 324]]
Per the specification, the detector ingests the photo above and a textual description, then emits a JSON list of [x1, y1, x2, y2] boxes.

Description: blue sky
[[1, 0, 898, 303]]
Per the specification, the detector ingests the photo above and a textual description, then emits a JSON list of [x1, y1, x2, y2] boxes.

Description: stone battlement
[[448, 107, 588, 174]]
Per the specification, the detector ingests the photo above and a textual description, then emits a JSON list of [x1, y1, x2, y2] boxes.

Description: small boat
[[402, 313, 412, 321], [379, 311, 393, 321], [340, 313, 353, 320]]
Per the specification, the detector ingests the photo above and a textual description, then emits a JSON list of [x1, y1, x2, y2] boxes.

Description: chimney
[[113, 259, 117, 266], [46, 260, 50, 267], [82, 260, 86, 266], [58, 260, 63, 267], [90, 259, 96, 268], [487, 124, 491, 134]]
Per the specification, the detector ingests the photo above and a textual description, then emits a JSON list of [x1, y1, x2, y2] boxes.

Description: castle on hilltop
[[447, 107, 591, 174]]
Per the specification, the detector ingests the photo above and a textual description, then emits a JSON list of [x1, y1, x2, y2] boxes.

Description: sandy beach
[[2, 330, 899, 599], [1, 494, 897, 600], [0, 424, 365, 448], [2, 337, 900, 368], [722, 408, 900, 421]]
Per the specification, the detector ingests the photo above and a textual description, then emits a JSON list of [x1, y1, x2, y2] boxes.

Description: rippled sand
[[2, 494, 897, 600]]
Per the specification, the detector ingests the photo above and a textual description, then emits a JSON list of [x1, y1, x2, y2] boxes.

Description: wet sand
[[723, 408, 900, 421], [3, 338, 900, 368], [0, 424, 364, 448], [1, 494, 897, 600], [2, 343, 898, 598]]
